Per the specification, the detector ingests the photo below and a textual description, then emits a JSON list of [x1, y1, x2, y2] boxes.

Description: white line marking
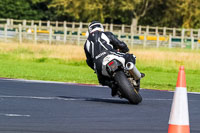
[[0, 113, 30, 117], [0, 78, 103, 87], [1, 78, 200, 94], [0, 95, 82, 101], [0, 95, 199, 102], [144, 98, 172, 101], [0, 95, 120, 101], [188, 92, 200, 94], [143, 98, 199, 101], [168, 90, 200, 94]]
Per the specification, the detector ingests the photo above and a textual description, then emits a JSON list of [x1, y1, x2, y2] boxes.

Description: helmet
[[88, 21, 104, 33]]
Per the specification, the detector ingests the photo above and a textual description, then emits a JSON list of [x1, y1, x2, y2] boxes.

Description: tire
[[114, 71, 142, 104]]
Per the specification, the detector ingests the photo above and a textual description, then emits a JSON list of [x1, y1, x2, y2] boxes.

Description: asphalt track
[[0, 79, 199, 133]]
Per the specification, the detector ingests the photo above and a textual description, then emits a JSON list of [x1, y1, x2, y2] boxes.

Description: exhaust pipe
[[126, 62, 141, 80]]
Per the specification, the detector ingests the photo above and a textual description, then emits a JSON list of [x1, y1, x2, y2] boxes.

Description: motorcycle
[[101, 54, 142, 104]]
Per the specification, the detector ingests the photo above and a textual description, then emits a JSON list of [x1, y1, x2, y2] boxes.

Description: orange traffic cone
[[168, 66, 190, 133]]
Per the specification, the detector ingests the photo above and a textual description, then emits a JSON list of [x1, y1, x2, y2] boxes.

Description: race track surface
[[0, 79, 199, 133]]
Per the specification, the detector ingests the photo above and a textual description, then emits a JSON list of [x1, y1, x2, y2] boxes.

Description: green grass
[[0, 52, 199, 92], [0, 43, 199, 92], [0, 55, 97, 84], [138, 65, 200, 92]]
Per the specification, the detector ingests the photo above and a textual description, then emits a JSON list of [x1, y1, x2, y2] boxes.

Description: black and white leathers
[[84, 30, 129, 71]]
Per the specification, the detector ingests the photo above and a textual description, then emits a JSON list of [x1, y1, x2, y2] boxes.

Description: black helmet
[[88, 21, 104, 33]]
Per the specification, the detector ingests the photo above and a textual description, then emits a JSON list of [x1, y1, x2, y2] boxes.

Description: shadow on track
[[58, 96, 131, 105]]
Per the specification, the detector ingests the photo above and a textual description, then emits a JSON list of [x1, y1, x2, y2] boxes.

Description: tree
[[0, 0, 52, 20], [154, 0, 200, 28], [48, 0, 105, 22], [138, 1, 166, 26], [0, 0, 38, 19], [179, 0, 200, 28], [142, 0, 183, 28], [2, 0, 200, 29], [31, 0, 53, 20], [120, 0, 161, 26]]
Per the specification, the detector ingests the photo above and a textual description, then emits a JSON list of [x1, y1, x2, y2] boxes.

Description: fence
[[0, 18, 199, 49]]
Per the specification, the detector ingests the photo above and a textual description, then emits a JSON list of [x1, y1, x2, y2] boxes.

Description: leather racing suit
[[84, 30, 136, 86]]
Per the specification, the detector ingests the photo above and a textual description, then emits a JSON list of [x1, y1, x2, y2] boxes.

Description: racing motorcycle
[[101, 54, 142, 104]]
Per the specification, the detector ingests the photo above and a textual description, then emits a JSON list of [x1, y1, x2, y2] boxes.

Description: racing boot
[[99, 79, 118, 97], [111, 85, 118, 97], [105, 81, 118, 97], [141, 73, 145, 78]]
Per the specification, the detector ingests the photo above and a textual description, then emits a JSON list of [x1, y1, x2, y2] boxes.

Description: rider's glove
[[121, 46, 129, 53], [119, 42, 129, 53]]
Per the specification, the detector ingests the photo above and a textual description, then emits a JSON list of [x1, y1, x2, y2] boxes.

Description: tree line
[[0, 0, 200, 29]]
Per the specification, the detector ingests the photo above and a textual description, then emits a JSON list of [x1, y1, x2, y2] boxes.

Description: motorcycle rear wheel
[[114, 71, 142, 104]]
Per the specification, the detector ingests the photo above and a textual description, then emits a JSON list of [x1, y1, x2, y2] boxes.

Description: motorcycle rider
[[84, 21, 145, 96]]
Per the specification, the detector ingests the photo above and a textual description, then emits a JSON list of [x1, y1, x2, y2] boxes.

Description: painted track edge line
[[0, 77, 103, 87], [0, 77, 199, 94]]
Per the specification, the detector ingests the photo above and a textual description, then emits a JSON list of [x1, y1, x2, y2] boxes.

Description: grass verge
[[0, 42, 199, 92]]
